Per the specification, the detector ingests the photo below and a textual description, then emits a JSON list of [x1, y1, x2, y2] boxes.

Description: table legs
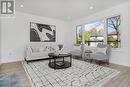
[[70, 55, 72, 66], [48, 55, 72, 69], [54, 58, 56, 69], [63, 57, 64, 63]]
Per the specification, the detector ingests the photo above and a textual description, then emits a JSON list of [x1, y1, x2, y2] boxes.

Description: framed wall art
[[30, 22, 56, 42]]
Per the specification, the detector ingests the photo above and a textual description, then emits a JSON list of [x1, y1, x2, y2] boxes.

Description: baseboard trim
[[110, 61, 130, 67], [1, 59, 23, 64]]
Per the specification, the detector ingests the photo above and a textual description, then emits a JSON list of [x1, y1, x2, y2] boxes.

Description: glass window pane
[[108, 41, 121, 48], [76, 25, 82, 44], [85, 21, 105, 47], [107, 15, 121, 48]]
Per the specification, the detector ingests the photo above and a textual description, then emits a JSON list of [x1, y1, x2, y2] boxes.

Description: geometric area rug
[[23, 59, 120, 87]]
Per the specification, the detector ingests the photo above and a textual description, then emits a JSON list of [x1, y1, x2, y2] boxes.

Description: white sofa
[[25, 43, 58, 62]]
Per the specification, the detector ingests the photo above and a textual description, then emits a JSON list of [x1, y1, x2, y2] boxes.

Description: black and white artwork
[[30, 22, 56, 42]]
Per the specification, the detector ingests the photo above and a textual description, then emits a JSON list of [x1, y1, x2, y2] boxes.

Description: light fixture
[[20, 5, 24, 8], [89, 6, 94, 10]]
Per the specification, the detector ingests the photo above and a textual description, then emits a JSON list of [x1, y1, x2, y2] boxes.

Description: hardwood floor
[[0, 60, 130, 87], [0, 62, 32, 87]]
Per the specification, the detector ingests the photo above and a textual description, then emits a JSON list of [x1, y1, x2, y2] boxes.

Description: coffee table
[[48, 53, 72, 69]]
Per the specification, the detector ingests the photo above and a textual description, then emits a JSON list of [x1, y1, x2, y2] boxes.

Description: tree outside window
[[76, 25, 82, 44], [107, 15, 121, 48], [75, 15, 121, 48], [84, 21, 105, 47]]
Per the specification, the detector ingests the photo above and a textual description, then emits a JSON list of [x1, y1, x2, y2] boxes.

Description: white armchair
[[91, 44, 112, 64]]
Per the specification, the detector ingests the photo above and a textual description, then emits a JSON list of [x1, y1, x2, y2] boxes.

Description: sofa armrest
[[70, 50, 82, 56], [26, 46, 33, 58]]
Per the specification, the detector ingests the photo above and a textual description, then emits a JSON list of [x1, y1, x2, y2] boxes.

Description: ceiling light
[[20, 5, 24, 8], [89, 6, 94, 10]]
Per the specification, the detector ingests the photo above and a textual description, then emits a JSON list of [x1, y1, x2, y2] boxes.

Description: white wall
[[0, 16, 1, 64], [1, 2, 130, 67], [70, 2, 130, 67], [1, 12, 72, 63]]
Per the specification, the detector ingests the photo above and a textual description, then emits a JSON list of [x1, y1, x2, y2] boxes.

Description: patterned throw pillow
[[44, 46, 55, 52]]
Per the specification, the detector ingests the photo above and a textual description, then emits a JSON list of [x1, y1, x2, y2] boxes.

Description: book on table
[[56, 61, 64, 66]]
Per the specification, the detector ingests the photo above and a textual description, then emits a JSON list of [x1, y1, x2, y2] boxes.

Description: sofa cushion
[[30, 52, 49, 58], [38, 47, 45, 52], [70, 50, 81, 56], [85, 47, 96, 53], [91, 52, 107, 61], [95, 47, 107, 55], [30, 46, 40, 52]]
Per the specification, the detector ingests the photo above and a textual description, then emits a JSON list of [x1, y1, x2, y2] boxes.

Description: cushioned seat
[[91, 52, 107, 60], [70, 50, 81, 56], [90, 44, 111, 64]]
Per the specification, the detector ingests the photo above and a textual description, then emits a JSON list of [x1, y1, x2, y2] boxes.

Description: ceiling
[[15, 0, 129, 21]]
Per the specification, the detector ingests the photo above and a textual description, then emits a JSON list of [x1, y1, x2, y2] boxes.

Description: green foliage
[[109, 42, 118, 48], [76, 27, 105, 45], [84, 31, 90, 45], [85, 31, 90, 41], [108, 35, 119, 48], [79, 30, 82, 38], [76, 30, 82, 44], [108, 36, 115, 41]]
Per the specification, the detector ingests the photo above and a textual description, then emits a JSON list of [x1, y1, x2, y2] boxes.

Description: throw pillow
[[44, 46, 53, 52]]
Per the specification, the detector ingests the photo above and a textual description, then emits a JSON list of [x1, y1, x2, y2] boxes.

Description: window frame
[[75, 15, 121, 48], [84, 20, 105, 47], [76, 25, 82, 44], [106, 15, 121, 48]]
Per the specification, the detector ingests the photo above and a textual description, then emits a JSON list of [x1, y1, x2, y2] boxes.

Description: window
[[84, 21, 105, 47], [107, 15, 121, 48], [76, 25, 82, 44], [75, 15, 121, 48]]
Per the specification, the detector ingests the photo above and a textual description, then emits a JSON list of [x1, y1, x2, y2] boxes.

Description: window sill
[[111, 48, 122, 52]]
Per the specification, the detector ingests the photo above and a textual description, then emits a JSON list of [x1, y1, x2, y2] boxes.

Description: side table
[[84, 50, 93, 62]]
